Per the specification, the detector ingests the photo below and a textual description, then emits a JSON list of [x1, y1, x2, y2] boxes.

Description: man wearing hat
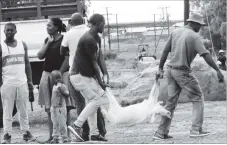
[[153, 12, 224, 139], [61, 13, 107, 141], [217, 50, 226, 71]]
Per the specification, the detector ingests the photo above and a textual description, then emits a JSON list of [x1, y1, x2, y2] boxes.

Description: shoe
[[153, 132, 173, 140], [82, 135, 89, 141], [1, 133, 11, 144], [190, 130, 210, 138], [50, 137, 59, 144], [91, 134, 108, 141], [23, 131, 36, 142], [68, 124, 84, 142]]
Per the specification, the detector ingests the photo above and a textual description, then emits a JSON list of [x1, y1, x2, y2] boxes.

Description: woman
[[37, 18, 71, 143]]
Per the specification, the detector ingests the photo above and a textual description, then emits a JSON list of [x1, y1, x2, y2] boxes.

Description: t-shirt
[[167, 26, 209, 70], [61, 25, 89, 73], [51, 83, 68, 107], [43, 36, 67, 72], [71, 31, 101, 77]]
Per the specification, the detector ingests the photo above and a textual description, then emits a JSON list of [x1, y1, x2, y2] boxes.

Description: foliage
[[104, 51, 117, 60], [190, 0, 226, 50]]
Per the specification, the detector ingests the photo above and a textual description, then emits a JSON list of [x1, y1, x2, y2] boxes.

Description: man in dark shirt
[[218, 50, 226, 71], [68, 14, 109, 142]]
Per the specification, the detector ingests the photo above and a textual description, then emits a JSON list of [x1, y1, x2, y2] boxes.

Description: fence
[[1, 0, 77, 8]]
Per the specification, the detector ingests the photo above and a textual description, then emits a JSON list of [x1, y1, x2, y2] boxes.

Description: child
[[50, 70, 69, 143]]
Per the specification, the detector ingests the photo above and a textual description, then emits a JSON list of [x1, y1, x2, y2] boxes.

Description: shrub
[[104, 51, 117, 60]]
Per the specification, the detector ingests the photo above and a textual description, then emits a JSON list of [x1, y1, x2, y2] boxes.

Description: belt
[[167, 65, 191, 72]]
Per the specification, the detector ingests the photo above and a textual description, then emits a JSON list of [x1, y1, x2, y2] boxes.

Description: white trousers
[[70, 74, 108, 136], [1, 83, 29, 135]]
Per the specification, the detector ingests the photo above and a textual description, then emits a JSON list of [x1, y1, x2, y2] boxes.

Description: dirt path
[[1, 101, 226, 144]]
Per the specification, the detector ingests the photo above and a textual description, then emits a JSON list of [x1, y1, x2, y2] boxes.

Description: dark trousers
[[68, 80, 106, 137]]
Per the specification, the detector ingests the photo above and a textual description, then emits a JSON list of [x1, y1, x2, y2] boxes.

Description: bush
[[104, 51, 117, 60]]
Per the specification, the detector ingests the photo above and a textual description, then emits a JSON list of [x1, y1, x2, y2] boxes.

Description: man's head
[[187, 12, 205, 33], [219, 50, 225, 56], [4, 23, 17, 40], [89, 14, 105, 33], [51, 70, 62, 85], [70, 13, 84, 26]]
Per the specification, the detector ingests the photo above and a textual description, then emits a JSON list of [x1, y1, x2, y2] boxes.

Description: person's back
[[167, 26, 207, 70], [62, 24, 88, 72]]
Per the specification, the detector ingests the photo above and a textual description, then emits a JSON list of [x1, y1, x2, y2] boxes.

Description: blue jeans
[[156, 66, 204, 135]]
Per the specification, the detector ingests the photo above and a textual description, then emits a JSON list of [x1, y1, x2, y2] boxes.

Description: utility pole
[[106, 7, 111, 50], [165, 7, 170, 36], [0, 2, 2, 22], [154, 14, 157, 49], [116, 14, 120, 52], [184, 0, 190, 25]]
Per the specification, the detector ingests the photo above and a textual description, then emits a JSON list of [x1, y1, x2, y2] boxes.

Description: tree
[[190, 0, 226, 51]]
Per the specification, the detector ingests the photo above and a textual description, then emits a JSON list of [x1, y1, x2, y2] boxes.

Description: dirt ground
[[0, 39, 226, 144]]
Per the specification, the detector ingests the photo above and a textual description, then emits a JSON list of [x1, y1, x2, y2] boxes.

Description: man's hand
[[29, 91, 34, 102], [102, 74, 109, 84], [217, 69, 224, 83], [156, 68, 164, 80]]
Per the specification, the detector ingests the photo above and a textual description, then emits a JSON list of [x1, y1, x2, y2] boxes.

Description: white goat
[[101, 80, 171, 126]]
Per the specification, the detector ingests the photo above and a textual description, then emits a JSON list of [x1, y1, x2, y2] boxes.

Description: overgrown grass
[[104, 51, 117, 60]]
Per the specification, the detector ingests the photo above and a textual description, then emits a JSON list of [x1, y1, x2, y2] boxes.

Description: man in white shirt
[[60, 13, 107, 141]]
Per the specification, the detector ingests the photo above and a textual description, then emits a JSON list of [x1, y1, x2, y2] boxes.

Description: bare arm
[[60, 46, 69, 56], [59, 55, 70, 74], [98, 48, 108, 75], [37, 37, 53, 60], [23, 42, 33, 92], [59, 84, 69, 98], [202, 53, 220, 71], [159, 35, 172, 70], [0, 44, 2, 87]]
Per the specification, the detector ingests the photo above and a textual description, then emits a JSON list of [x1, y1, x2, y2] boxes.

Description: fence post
[[37, 1, 42, 19], [0, 2, 2, 22]]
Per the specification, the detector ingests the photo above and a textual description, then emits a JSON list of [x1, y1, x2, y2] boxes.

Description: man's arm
[[0, 44, 2, 87], [98, 48, 108, 75], [60, 46, 69, 56], [159, 35, 172, 70], [23, 42, 33, 92], [59, 55, 70, 74], [85, 40, 108, 89], [202, 53, 220, 71]]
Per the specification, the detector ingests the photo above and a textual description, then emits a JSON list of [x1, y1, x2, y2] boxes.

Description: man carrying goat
[[153, 12, 224, 140]]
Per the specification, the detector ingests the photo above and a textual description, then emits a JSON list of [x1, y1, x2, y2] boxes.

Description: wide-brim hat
[[219, 50, 225, 53], [186, 12, 205, 26]]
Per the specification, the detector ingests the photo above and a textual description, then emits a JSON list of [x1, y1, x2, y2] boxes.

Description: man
[[0, 23, 35, 143], [153, 12, 224, 140], [67, 13, 109, 142], [61, 13, 108, 141], [217, 50, 226, 71]]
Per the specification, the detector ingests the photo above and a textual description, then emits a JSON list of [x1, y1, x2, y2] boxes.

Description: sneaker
[[91, 134, 108, 141], [153, 132, 173, 140], [190, 130, 210, 138], [82, 135, 89, 141], [50, 138, 59, 144], [68, 124, 84, 142], [23, 131, 36, 142], [1, 133, 11, 144]]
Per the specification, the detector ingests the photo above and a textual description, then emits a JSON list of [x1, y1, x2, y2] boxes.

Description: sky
[[87, 0, 184, 23]]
